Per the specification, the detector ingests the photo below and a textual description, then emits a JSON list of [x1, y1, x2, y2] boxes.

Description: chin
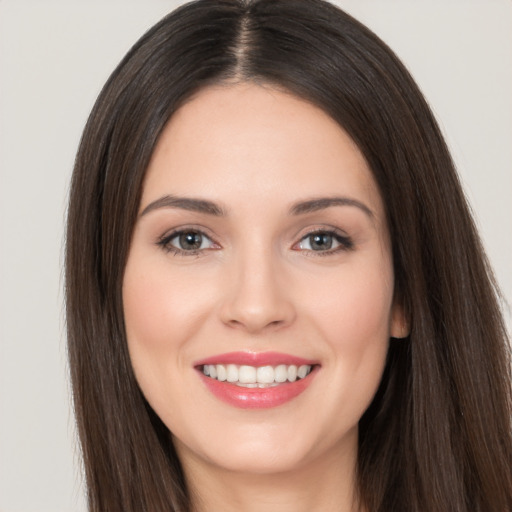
[[173, 418, 356, 478], [184, 439, 313, 475]]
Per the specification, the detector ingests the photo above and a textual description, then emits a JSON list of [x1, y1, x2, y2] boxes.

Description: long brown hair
[[65, 1, 512, 510]]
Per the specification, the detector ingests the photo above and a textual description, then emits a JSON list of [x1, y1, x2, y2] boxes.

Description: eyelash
[[156, 228, 354, 257], [156, 228, 217, 257], [296, 228, 354, 256]]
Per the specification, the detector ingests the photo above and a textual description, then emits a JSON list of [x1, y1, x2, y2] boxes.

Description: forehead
[[142, 83, 384, 218]]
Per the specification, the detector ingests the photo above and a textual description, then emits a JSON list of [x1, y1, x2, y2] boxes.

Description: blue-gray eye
[[160, 230, 215, 252], [309, 233, 334, 250], [297, 231, 353, 252], [177, 231, 203, 250]]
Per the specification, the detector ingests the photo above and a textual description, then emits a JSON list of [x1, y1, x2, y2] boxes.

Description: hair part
[[66, 1, 512, 510]]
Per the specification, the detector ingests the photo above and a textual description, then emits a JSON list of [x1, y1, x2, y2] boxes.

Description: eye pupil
[[310, 233, 332, 250], [179, 231, 202, 250]]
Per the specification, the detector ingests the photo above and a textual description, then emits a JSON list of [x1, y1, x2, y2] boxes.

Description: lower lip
[[198, 367, 318, 409]]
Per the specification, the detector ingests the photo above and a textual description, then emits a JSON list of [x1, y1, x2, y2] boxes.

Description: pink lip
[[195, 351, 317, 367], [195, 352, 319, 409]]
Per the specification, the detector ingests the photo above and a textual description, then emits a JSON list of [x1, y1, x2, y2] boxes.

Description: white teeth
[[275, 364, 288, 383], [216, 364, 227, 382], [226, 364, 238, 383], [202, 363, 313, 385], [256, 366, 274, 384], [297, 365, 309, 379], [239, 365, 256, 383]]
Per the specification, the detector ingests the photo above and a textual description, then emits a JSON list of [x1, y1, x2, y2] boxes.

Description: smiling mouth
[[196, 353, 319, 408], [201, 364, 314, 388]]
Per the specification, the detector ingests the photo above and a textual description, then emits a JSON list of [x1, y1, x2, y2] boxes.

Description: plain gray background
[[0, 1, 510, 510]]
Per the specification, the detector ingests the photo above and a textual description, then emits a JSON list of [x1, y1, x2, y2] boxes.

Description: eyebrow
[[289, 197, 374, 218], [140, 195, 226, 217], [140, 194, 373, 219]]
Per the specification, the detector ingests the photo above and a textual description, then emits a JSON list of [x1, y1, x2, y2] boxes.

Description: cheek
[[123, 276, 168, 351], [122, 263, 196, 404], [302, 259, 394, 407], [308, 263, 394, 344], [123, 260, 213, 355], [122, 263, 172, 402], [122, 256, 217, 422]]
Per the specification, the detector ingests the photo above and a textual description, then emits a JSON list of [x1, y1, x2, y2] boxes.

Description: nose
[[218, 246, 296, 334]]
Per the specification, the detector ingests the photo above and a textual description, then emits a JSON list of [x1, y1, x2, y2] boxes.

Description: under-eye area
[[199, 364, 317, 387]]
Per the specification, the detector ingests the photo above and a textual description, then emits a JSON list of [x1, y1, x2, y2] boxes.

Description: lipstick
[[195, 351, 319, 409], [196, 351, 315, 367]]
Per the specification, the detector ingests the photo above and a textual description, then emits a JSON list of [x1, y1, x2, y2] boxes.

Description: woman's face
[[123, 83, 405, 477]]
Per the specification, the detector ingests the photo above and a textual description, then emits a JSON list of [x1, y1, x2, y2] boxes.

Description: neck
[[178, 439, 362, 512]]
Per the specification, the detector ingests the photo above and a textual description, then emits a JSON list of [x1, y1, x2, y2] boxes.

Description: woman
[[65, 0, 512, 510]]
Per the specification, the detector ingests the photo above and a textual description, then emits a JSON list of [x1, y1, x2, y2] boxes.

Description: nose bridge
[[219, 238, 295, 333]]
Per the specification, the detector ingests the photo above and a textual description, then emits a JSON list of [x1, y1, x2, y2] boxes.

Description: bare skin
[[123, 83, 407, 512], [182, 439, 359, 512]]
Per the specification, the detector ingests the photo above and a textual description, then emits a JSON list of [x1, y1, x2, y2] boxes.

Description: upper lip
[[194, 351, 319, 368]]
